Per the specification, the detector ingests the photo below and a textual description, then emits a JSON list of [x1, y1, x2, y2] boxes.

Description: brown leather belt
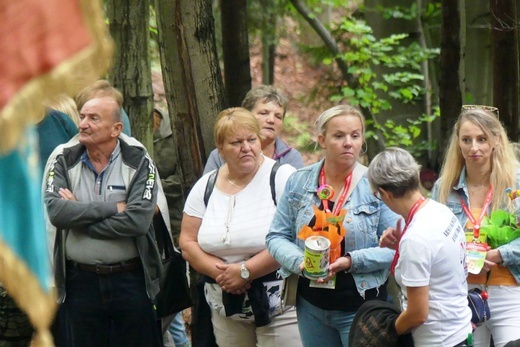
[[67, 257, 140, 275]]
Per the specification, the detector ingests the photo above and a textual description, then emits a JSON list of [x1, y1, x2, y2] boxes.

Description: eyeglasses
[[461, 105, 499, 118], [373, 190, 382, 201]]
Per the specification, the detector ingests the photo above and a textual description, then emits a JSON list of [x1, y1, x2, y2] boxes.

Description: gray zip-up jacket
[[44, 135, 163, 303]]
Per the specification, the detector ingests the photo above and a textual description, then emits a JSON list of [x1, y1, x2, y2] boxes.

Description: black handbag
[[154, 218, 192, 318], [468, 288, 490, 326]]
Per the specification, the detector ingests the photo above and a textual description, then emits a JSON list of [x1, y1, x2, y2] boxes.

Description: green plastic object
[[466, 333, 474, 346]]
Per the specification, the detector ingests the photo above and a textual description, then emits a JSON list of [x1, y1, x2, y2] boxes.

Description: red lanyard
[[390, 196, 426, 275], [458, 185, 493, 240], [319, 166, 352, 216]]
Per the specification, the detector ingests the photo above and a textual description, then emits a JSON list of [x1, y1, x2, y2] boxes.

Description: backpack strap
[[270, 162, 281, 206], [204, 169, 219, 207], [204, 162, 281, 207]]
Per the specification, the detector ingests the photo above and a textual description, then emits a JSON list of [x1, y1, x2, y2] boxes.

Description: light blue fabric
[[431, 167, 520, 284], [168, 312, 189, 347], [266, 160, 399, 296], [296, 296, 355, 347], [0, 127, 50, 290], [121, 108, 132, 136]]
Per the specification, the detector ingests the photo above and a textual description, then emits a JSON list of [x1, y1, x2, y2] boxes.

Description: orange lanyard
[[458, 185, 493, 240], [390, 196, 425, 275], [319, 167, 352, 216]]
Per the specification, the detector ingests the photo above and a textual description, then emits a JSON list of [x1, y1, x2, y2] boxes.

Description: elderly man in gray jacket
[[44, 95, 162, 347]]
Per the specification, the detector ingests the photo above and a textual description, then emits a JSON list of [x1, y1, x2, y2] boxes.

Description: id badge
[[465, 228, 487, 244], [466, 242, 489, 274], [309, 275, 336, 289]]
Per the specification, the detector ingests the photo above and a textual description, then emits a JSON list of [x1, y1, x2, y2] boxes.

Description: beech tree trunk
[[155, 0, 226, 193], [439, 0, 463, 150], [155, 2, 225, 343], [491, 0, 519, 140], [220, 0, 251, 106], [259, 0, 277, 85], [107, 0, 154, 152]]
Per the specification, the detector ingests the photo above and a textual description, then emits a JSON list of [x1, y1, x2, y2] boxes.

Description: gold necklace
[[227, 175, 246, 188]]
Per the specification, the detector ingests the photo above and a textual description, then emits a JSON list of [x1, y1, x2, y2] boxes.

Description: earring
[[360, 142, 367, 155]]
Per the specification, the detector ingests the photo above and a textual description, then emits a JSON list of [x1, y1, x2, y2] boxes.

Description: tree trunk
[[220, 0, 251, 106], [259, 0, 277, 85], [439, 0, 463, 151], [416, 0, 434, 165], [464, 1, 492, 106], [491, 0, 519, 140], [261, 39, 276, 85], [107, 0, 154, 152], [155, 0, 226, 193], [155, 1, 225, 342]]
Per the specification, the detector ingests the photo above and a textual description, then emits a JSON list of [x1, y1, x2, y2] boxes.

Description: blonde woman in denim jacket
[[432, 106, 520, 347], [266, 105, 399, 347]]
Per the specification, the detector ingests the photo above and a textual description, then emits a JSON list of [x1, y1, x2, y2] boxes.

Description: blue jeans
[[168, 312, 190, 347], [296, 296, 355, 347], [64, 264, 161, 347]]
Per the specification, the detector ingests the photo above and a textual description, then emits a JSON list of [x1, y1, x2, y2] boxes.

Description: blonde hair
[[214, 107, 263, 147], [437, 108, 517, 210], [315, 105, 365, 138], [44, 94, 81, 126]]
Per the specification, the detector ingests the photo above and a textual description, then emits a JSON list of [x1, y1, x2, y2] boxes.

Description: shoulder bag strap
[[204, 169, 219, 207], [270, 162, 281, 206]]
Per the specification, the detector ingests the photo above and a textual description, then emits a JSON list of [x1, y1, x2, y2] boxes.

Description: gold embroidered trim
[[0, 238, 56, 346], [0, 0, 114, 154]]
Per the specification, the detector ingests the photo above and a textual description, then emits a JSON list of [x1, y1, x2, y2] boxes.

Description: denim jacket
[[431, 167, 520, 284], [266, 160, 399, 297]]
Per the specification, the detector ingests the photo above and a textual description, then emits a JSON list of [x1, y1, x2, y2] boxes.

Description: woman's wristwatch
[[240, 262, 251, 280]]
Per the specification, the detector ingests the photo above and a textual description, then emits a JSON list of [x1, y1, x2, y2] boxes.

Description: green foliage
[[333, 16, 439, 112], [329, 8, 439, 156], [377, 2, 441, 21], [366, 108, 440, 157], [281, 1, 442, 157]]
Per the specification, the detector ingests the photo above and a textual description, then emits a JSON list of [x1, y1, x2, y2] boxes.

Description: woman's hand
[[478, 259, 497, 273], [315, 255, 352, 283], [379, 219, 404, 250], [486, 249, 503, 264], [476, 249, 501, 274], [215, 263, 250, 294]]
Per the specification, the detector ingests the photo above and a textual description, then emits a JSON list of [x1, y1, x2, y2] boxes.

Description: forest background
[[106, 0, 519, 194]]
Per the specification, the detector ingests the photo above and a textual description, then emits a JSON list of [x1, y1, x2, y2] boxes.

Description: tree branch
[[289, 0, 385, 149]]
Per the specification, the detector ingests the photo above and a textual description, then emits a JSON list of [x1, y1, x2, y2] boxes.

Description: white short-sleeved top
[[395, 199, 472, 347], [184, 156, 296, 264]]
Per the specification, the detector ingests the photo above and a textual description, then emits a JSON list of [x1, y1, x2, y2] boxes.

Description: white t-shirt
[[395, 199, 472, 347], [184, 156, 296, 320]]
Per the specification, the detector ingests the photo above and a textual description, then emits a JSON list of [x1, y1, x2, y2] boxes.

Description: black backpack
[[204, 162, 281, 207]]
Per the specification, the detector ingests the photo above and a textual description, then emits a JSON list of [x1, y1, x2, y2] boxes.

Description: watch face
[[240, 265, 250, 279]]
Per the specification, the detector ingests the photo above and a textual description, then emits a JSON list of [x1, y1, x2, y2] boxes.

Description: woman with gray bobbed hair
[[369, 147, 472, 347]]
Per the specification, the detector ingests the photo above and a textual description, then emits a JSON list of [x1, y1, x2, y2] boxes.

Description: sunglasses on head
[[461, 105, 499, 118]]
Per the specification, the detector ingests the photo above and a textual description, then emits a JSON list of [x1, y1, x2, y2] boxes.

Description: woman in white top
[[180, 107, 301, 347], [368, 147, 472, 347]]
